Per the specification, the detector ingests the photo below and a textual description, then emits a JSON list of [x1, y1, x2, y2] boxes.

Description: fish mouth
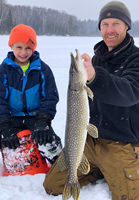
[[70, 50, 79, 74]]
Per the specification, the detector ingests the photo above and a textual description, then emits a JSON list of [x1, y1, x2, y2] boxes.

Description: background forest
[[0, 0, 139, 36]]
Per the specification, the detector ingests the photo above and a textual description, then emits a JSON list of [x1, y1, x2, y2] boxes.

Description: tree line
[[0, 0, 139, 37]]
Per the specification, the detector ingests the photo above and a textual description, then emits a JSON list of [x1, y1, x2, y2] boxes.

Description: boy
[[0, 24, 62, 165]]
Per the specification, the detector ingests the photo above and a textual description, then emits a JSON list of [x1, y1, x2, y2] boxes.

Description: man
[[43, 1, 139, 199]]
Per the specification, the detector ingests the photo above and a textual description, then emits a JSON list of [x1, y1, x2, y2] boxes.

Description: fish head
[[69, 49, 87, 91]]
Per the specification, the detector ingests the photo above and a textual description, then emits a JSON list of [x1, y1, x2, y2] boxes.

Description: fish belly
[[65, 89, 89, 169]]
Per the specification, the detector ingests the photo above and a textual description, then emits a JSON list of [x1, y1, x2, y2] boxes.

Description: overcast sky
[[7, 0, 139, 21]]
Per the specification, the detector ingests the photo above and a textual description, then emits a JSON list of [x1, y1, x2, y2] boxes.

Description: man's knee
[[43, 161, 66, 195]]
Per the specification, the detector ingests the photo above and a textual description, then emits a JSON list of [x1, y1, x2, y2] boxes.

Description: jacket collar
[[3, 51, 41, 69], [94, 33, 132, 63]]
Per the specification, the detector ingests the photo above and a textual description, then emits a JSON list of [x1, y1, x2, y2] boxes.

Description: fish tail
[[62, 180, 80, 200]]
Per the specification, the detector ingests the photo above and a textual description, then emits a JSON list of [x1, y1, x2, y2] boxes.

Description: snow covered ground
[[0, 35, 139, 200]]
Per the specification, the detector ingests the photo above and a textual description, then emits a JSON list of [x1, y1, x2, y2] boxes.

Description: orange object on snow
[[1, 129, 51, 176]]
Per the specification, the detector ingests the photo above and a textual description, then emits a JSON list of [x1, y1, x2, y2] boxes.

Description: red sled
[[1, 129, 51, 176]]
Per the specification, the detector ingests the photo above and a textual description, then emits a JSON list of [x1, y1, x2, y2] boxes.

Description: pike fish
[[57, 49, 98, 200]]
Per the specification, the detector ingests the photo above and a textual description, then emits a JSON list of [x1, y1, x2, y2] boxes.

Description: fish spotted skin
[[57, 49, 98, 200]]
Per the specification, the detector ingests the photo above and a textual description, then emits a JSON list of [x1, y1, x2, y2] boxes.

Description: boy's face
[[11, 42, 33, 66]]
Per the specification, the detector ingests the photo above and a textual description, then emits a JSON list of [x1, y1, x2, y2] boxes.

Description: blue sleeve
[[39, 61, 59, 119], [0, 63, 11, 118]]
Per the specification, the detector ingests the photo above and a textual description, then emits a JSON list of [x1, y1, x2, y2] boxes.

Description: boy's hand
[[32, 124, 54, 146], [0, 115, 21, 149], [1, 127, 21, 149], [32, 112, 62, 148]]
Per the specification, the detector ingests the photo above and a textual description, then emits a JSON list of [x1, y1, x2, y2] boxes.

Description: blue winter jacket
[[0, 51, 59, 119]]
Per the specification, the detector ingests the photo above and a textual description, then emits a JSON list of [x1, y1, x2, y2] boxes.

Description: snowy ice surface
[[0, 35, 139, 200]]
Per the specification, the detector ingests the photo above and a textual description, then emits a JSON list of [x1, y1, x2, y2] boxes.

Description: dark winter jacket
[[0, 51, 59, 119], [88, 33, 139, 144]]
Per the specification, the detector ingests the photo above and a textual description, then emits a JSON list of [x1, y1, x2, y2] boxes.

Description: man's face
[[100, 18, 128, 51]]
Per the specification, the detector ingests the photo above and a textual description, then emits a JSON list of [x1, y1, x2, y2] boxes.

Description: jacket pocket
[[124, 165, 139, 199]]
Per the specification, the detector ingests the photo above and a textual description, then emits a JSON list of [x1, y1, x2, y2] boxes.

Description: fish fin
[[57, 148, 68, 171], [62, 179, 80, 200], [87, 123, 98, 138], [78, 154, 90, 174], [84, 85, 93, 100]]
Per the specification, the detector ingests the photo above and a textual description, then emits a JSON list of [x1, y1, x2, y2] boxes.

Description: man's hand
[[81, 53, 96, 81]]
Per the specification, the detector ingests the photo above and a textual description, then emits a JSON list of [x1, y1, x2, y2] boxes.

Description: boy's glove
[[32, 112, 61, 146], [0, 116, 21, 149], [1, 127, 21, 149]]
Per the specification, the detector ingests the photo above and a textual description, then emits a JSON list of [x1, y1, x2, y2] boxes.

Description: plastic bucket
[[1, 129, 50, 176]]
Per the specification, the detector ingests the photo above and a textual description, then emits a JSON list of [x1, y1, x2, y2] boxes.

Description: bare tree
[[0, 1, 139, 36]]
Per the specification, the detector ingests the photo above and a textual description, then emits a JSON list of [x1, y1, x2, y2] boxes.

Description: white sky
[[7, 0, 139, 22]]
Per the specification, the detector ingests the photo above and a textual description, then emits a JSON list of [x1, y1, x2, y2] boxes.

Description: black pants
[[11, 116, 37, 131]]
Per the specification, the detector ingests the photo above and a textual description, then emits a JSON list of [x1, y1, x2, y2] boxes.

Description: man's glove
[[0, 116, 21, 149], [32, 112, 61, 146]]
